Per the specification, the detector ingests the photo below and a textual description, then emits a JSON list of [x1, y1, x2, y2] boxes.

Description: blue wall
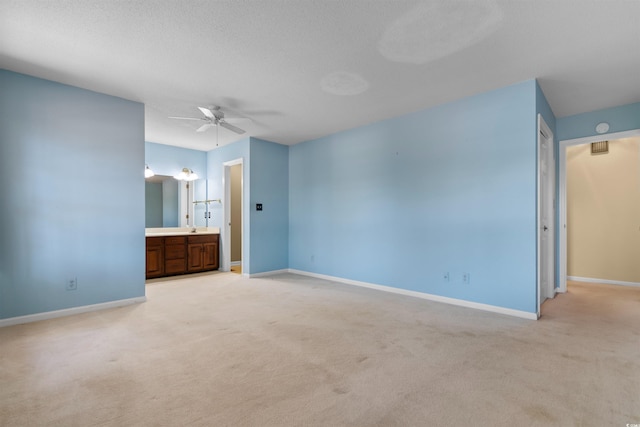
[[0, 70, 145, 320], [145, 141, 207, 178], [249, 138, 289, 273], [556, 102, 640, 141], [289, 80, 538, 313]]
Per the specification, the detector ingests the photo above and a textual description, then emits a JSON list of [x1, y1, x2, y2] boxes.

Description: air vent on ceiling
[[591, 141, 609, 155]]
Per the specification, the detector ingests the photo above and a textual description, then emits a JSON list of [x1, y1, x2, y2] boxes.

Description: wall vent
[[591, 141, 609, 155]]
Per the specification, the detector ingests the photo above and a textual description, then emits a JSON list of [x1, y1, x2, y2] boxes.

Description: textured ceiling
[[1, 0, 639, 150]]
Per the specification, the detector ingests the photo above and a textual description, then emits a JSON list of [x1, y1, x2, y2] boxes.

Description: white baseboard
[[247, 269, 289, 278], [568, 276, 640, 287], [288, 269, 537, 320], [230, 261, 242, 266], [0, 296, 147, 328]]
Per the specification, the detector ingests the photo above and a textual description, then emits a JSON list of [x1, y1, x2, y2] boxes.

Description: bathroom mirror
[[145, 175, 209, 227], [145, 175, 179, 227]]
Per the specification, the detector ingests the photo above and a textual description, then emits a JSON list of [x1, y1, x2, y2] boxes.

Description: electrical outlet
[[443, 272, 450, 282], [66, 278, 77, 291], [256, 203, 263, 211], [462, 273, 470, 284]]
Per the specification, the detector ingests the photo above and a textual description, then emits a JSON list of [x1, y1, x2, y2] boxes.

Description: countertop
[[145, 227, 220, 237]]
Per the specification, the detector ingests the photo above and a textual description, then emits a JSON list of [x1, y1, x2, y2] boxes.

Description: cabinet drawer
[[188, 234, 218, 244], [165, 258, 186, 274], [165, 244, 186, 260], [146, 236, 164, 247], [165, 236, 186, 245]]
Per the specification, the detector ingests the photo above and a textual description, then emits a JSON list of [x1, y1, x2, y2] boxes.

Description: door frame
[[537, 114, 556, 316], [558, 128, 640, 292], [222, 158, 245, 273]]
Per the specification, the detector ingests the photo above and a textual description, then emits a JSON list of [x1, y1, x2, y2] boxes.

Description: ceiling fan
[[169, 106, 247, 134]]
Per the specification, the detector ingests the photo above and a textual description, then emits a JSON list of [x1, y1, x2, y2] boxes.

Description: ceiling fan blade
[[196, 123, 214, 133], [169, 116, 202, 121], [224, 117, 252, 124], [219, 121, 246, 134], [198, 107, 214, 119]]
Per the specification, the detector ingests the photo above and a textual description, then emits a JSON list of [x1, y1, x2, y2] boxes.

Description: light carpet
[[1, 274, 638, 426]]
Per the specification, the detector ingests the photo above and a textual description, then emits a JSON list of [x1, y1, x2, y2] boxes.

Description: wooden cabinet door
[[146, 246, 164, 278], [203, 241, 219, 270], [187, 244, 204, 271]]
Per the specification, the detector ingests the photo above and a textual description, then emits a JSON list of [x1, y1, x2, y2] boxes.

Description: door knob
[[543, 225, 548, 231]]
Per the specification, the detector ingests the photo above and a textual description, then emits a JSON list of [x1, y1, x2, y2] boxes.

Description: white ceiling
[[1, 0, 639, 151]]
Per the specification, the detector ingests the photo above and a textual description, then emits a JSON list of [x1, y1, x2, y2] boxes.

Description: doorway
[[223, 159, 244, 274], [558, 129, 640, 292], [229, 164, 242, 274], [537, 114, 556, 315]]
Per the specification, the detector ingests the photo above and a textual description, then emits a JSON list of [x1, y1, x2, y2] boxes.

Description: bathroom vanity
[[145, 228, 220, 279]]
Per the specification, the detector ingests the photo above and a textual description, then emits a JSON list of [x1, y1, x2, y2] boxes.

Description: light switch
[[256, 203, 263, 211]]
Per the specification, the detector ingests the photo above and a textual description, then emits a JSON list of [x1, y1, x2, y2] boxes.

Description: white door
[[538, 115, 555, 313]]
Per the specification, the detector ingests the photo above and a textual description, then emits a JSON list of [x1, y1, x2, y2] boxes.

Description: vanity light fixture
[[144, 164, 155, 178], [174, 168, 199, 181]]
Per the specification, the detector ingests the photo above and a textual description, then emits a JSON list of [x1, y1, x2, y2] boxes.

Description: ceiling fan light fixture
[[174, 168, 198, 181], [145, 164, 155, 178], [168, 106, 247, 135]]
